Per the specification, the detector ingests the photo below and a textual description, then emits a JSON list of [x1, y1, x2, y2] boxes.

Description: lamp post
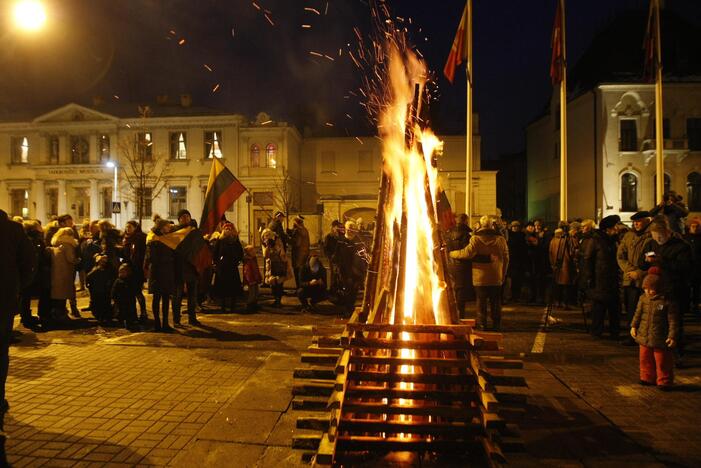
[[106, 160, 119, 226], [13, 0, 47, 32]]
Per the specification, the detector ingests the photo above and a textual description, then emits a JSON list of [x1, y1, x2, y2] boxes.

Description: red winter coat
[[242, 254, 262, 286]]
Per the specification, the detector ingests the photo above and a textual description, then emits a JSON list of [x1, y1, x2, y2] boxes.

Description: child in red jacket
[[242, 245, 262, 312]]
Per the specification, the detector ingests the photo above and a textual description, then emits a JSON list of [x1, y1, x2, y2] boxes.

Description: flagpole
[[654, 0, 664, 203], [559, 0, 568, 221], [465, 0, 473, 224]]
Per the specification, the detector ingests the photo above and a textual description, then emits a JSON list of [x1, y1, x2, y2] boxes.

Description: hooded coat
[[211, 235, 244, 298], [50, 231, 79, 300], [144, 233, 177, 295], [449, 228, 509, 287]]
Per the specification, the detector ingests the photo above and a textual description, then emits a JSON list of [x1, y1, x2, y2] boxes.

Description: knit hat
[[642, 267, 663, 291]]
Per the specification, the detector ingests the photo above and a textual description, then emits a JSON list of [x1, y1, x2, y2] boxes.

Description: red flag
[[643, 0, 660, 82], [436, 189, 456, 231], [550, 0, 565, 85], [443, 2, 469, 84]]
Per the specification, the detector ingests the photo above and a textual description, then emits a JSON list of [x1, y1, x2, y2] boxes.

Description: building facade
[[527, 83, 701, 223], [0, 102, 496, 244]]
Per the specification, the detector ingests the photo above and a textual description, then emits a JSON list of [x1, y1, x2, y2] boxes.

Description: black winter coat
[[145, 240, 177, 295], [507, 230, 527, 270], [86, 266, 116, 299], [112, 277, 138, 321], [212, 236, 244, 298], [684, 233, 701, 280], [583, 230, 619, 301], [121, 230, 147, 285], [24, 230, 51, 297], [299, 263, 327, 289], [631, 294, 679, 348], [648, 235, 693, 295], [447, 224, 472, 289], [0, 210, 35, 313]]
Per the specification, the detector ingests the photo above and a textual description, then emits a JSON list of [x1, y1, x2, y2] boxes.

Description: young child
[[242, 244, 262, 312], [630, 267, 679, 389], [86, 255, 116, 324], [112, 263, 139, 331]]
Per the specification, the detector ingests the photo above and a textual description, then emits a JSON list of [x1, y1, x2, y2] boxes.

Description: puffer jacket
[[616, 225, 654, 288], [631, 294, 679, 348], [449, 228, 509, 287]]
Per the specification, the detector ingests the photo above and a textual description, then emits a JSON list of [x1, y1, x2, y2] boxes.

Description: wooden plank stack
[[291, 313, 527, 466]]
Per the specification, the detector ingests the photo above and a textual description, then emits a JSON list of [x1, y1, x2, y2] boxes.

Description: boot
[[153, 307, 162, 331]]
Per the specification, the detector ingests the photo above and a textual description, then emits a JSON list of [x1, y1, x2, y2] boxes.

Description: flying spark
[[212, 84, 220, 93], [304, 7, 320, 15]]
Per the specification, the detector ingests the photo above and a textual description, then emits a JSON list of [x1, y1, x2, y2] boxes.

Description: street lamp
[[13, 0, 46, 32], [106, 160, 119, 225]]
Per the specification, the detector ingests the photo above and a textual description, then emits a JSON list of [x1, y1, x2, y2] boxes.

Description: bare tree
[[118, 107, 170, 225], [272, 165, 300, 229]]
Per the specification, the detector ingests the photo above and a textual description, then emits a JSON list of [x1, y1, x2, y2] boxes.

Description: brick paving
[[4, 293, 701, 467]]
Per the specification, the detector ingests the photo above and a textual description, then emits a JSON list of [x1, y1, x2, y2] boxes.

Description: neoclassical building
[[526, 10, 701, 223], [0, 99, 495, 244], [527, 83, 701, 222]]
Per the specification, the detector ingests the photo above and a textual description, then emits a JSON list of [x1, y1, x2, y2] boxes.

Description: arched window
[[265, 143, 277, 168], [653, 173, 671, 204], [621, 173, 638, 212], [688, 172, 701, 211], [250, 144, 260, 167]]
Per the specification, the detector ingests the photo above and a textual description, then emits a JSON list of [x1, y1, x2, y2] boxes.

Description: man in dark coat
[[298, 254, 327, 311], [267, 211, 289, 250], [0, 209, 35, 464], [583, 215, 621, 338], [507, 221, 527, 302], [616, 211, 655, 345], [646, 216, 693, 361], [323, 220, 344, 290], [447, 214, 473, 318], [172, 209, 201, 326]]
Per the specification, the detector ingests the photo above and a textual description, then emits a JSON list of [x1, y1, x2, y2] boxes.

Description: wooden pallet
[[291, 312, 527, 467]]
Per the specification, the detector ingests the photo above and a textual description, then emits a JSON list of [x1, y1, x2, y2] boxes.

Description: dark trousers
[[455, 287, 467, 319], [298, 285, 327, 306], [475, 285, 502, 329], [271, 283, 284, 302], [173, 280, 198, 323], [623, 286, 642, 327], [590, 297, 620, 337], [92, 295, 111, 322], [152, 294, 170, 328], [1, 311, 13, 413], [509, 271, 524, 302], [19, 292, 50, 325]]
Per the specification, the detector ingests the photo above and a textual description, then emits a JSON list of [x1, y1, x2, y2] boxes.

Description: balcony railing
[[640, 138, 688, 152]]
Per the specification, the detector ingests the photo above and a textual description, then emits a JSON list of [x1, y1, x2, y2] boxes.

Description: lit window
[[49, 135, 59, 164], [11, 136, 30, 164], [170, 132, 187, 160], [205, 131, 222, 159], [265, 143, 277, 168], [169, 187, 188, 217], [99, 135, 110, 162], [250, 144, 261, 167], [10, 189, 29, 218], [138, 132, 153, 160], [621, 173, 638, 212], [135, 187, 153, 218], [46, 188, 58, 217]]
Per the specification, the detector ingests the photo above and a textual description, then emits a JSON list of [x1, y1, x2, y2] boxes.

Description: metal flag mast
[[653, 0, 665, 203], [559, 0, 568, 221], [465, 0, 473, 224]]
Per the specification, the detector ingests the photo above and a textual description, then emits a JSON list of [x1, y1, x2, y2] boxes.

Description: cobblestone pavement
[[4, 291, 701, 467]]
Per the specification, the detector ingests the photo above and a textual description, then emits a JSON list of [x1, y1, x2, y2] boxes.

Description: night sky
[[0, 0, 700, 160]]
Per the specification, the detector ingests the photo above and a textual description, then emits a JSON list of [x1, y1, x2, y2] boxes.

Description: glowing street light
[[13, 0, 46, 32]]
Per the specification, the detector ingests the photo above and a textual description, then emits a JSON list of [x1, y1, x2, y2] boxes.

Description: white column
[[57, 179, 67, 215], [90, 179, 100, 220], [33, 180, 46, 223], [190, 176, 202, 224]]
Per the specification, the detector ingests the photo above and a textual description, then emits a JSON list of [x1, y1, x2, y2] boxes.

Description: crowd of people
[[446, 190, 700, 388]]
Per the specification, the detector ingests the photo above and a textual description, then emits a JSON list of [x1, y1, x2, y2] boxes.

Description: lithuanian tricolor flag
[[200, 158, 247, 236], [147, 226, 213, 275]]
